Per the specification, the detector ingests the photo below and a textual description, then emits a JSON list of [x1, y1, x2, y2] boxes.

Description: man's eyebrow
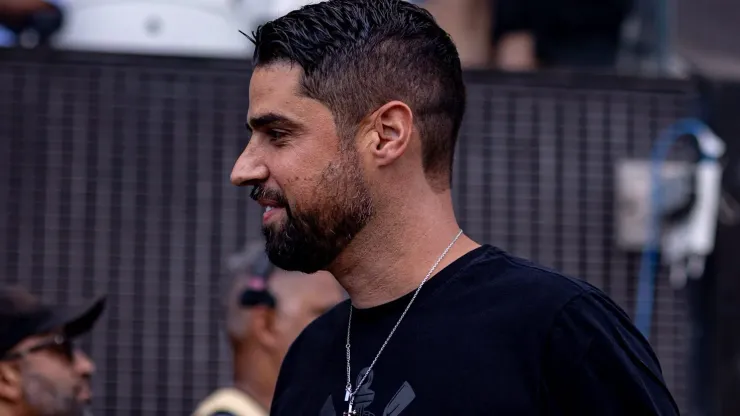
[[246, 113, 300, 131]]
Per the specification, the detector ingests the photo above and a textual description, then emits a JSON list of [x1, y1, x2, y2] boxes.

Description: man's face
[[232, 64, 374, 273], [1, 333, 95, 416]]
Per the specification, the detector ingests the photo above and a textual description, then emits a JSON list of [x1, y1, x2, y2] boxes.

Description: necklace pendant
[[344, 403, 356, 416], [344, 388, 351, 401]]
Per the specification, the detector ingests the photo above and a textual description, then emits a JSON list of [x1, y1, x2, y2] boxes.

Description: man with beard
[[230, 1, 679, 414], [0, 286, 104, 416]]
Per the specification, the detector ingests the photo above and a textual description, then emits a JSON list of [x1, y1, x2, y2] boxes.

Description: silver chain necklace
[[343, 229, 464, 416]]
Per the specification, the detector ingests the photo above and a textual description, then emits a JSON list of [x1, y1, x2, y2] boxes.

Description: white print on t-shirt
[[320, 368, 416, 416]]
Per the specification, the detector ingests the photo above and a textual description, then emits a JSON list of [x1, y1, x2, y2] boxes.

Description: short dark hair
[[249, 0, 466, 190]]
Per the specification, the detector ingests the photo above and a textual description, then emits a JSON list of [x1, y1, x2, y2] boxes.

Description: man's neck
[[233, 350, 274, 412], [329, 192, 480, 308]]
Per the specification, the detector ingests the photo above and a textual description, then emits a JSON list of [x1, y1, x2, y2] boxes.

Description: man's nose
[[73, 349, 95, 377], [231, 141, 269, 187]]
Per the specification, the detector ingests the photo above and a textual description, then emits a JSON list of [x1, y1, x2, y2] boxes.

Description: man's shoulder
[[453, 247, 636, 353], [457, 245, 597, 311]]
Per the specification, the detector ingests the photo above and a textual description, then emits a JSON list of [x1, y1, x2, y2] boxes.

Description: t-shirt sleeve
[[542, 290, 680, 415]]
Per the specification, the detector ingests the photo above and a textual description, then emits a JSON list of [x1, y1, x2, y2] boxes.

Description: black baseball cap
[[0, 285, 106, 358]]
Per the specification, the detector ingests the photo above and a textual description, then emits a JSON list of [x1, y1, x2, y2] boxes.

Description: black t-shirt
[[271, 245, 679, 416]]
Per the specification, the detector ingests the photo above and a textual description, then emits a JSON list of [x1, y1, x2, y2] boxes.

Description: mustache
[[250, 185, 289, 207]]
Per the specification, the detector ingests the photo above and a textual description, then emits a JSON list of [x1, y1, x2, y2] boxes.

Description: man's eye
[[267, 130, 286, 140]]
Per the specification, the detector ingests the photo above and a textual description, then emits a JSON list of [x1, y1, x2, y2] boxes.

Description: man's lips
[[257, 198, 281, 207], [259, 199, 285, 223]]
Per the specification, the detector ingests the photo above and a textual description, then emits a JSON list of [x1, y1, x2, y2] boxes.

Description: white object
[[662, 126, 726, 288], [615, 160, 694, 250], [268, 0, 320, 17], [54, 0, 251, 58], [232, 0, 319, 40]]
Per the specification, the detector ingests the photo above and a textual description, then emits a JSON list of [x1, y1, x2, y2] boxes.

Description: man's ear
[[250, 305, 279, 349], [0, 362, 22, 402], [366, 101, 413, 168]]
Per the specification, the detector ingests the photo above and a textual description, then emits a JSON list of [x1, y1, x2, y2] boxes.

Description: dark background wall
[[0, 50, 695, 415]]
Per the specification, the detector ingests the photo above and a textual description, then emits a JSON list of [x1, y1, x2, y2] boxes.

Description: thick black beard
[[261, 155, 373, 273], [263, 202, 368, 273]]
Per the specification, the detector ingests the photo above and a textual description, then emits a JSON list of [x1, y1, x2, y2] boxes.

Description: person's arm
[[542, 290, 680, 415], [421, 0, 493, 68], [495, 32, 537, 71]]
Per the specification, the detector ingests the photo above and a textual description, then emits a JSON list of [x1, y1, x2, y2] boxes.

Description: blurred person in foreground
[[193, 243, 344, 416], [0, 285, 105, 416], [231, 1, 679, 415], [0, 0, 65, 47]]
